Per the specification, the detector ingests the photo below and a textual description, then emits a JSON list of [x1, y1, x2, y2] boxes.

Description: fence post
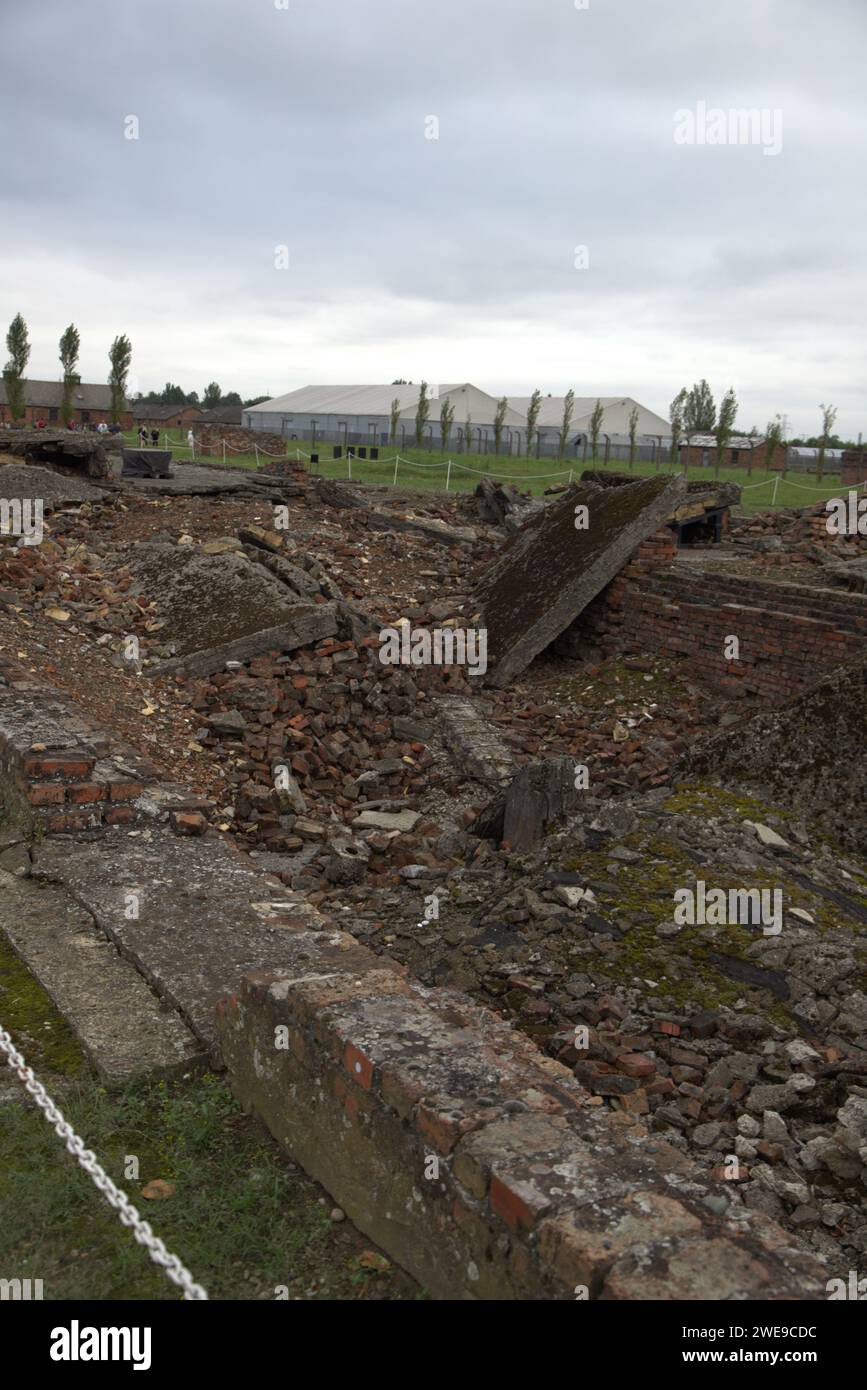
[[393, 456, 399, 486], [222, 440, 227, 465], [254, 444, 259, 467], [568, 469, 573, 484], [348, 454, 352, 481], [445, 460, 452, 491], [772, 476, 779, 506]]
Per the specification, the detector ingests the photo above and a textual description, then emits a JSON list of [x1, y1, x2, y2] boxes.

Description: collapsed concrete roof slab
[[0, 461, 107, 508], [4, 429, 122, 479], [147, 609, 337, 678], [581, 468, 740, 514], [124, 462, 306, 498], [127, 541, 335, 661], [476, 473, 686, 687]]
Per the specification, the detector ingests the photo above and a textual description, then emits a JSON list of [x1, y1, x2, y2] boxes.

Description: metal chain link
[[0, 1024, 208, 1300]]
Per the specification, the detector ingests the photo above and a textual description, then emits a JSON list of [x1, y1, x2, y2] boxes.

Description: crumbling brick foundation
[[0, 658, 211, 834], [572, 528, 867, 701], [196, 425, 287, 458], [216, 950, 825, 1300]]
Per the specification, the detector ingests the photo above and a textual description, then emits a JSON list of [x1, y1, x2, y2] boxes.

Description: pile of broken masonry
[[1, 451, 866, 1278]]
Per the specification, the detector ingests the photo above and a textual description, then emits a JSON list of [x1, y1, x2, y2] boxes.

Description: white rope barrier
[[145, 433, 865, 504], [739, 475, 865, 495], [0, 1024, 208, 1301]]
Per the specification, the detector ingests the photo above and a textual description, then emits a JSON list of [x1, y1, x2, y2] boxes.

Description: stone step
[[0, 860, 202, 1085]]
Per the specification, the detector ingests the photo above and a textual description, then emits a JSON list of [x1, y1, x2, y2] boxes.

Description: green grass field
[[133, 432, 845, 515], [0, 931, 417, 1301]]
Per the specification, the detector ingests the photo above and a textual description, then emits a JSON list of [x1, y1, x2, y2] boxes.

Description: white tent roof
[[398, 383, 524, 428], [508, 395, 670, 436], [246, 384, 423, 416], [246, 384, 671, 436]]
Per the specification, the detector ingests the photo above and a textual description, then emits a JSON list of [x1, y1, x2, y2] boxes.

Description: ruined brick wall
[[842, 452, 867, 487], [679, 441, 786, 471], [731, 503, 867, 560], [196, 425, 287, 458], [577, 531, 867, 702], [0, 656, 828, 1299], [0, 659, 208, 834], [216, 945, 824, 1300]]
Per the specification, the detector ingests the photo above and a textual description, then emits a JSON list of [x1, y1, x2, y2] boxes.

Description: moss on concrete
[[558, 814, 867, 1027], [0, 932, 89, 1079]]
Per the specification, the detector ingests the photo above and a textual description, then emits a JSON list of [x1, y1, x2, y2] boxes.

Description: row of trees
[[132, 382, 270, 409], [668, 380, 739, 472], [3, 313, 131, 425], [1, 316, 269, 424], [392, 377, 845, 476], [393, 383, 633, 461], [669, 380, 841, 478]]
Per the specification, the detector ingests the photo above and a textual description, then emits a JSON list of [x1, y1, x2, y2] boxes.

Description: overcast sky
[[1, 0, 865, 437]]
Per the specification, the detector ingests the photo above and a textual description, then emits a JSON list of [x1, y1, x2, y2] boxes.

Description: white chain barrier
[[0, 1024, 209, 1301]]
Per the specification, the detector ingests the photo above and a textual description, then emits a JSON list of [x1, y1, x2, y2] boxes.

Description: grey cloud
[[0, 0, 864, 434]]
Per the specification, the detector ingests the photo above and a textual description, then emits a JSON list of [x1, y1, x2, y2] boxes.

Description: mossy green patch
[[556, 817, 867, 1026], [662, 781, 792, 823], [0, 931, 89, 1079], [550, 658, 690, 711]]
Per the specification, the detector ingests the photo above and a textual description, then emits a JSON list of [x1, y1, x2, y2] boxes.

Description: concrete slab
[[147, 608, 337, 678], [124, 464, 306, 498], [31, 826, 331, 1052], [0, 867, 201, 1083], [0, 463, 107, 508], [475, 474, 686, 687], [127, 542, 336, 662], [434, 696, 516, 788]]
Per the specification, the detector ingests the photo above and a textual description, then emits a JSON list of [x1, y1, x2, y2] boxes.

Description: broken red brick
[[343, 1041, 374, 1090], [66, 783, 106, 804], [24, 754, 94, 778], [108, 780, 144, 801], [616, 1053, 656, 1079], [170, 810, 207, 836], [489, 1173, 551, 1232], [28, 784, 66, 806], [416, 1103, 467, 1155]]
